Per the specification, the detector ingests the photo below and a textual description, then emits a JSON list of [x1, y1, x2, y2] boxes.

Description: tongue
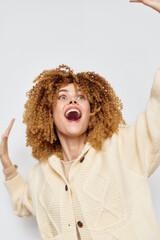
[[67, 111, 79, 121]]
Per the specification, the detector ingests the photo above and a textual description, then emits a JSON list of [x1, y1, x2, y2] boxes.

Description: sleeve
[[117, 67, 160, 177], [4, 166, 35, 217], [3, 165, 18, 180]]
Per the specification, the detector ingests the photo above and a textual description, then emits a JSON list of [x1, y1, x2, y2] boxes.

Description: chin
[[65, 129, 86, 138], [55, 120, 89, 138], [58, 126, 87, 138]]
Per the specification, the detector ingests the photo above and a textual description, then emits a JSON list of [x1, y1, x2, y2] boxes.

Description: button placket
[[62, 183, 77, 238]]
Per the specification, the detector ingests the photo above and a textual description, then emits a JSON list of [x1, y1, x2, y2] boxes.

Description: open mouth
[[65, 108, 82, 121]]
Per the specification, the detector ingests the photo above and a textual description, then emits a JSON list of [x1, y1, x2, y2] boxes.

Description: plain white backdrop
[[0, 0, 160, 239]]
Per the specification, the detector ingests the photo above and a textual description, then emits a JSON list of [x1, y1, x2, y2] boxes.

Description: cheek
[[52, 110, 64, 132], [83, 105, 91, 125], [85, 103, 91, 116], [52, 106, 61, 122]]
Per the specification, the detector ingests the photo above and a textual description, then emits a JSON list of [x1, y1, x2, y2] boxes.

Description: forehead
[[59, 83, 81, 93]]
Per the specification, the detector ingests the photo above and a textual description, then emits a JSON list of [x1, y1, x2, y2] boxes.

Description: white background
[[0, 0, 160, 239]]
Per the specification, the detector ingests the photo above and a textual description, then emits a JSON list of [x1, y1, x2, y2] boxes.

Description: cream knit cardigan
[[4, 68, 160, 240]]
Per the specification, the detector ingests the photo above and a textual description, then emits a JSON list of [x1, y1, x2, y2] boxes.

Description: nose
[[69, 100, 77, 104]]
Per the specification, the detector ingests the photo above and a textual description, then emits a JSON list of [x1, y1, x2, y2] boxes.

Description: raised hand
[[130, 0, 160, 13], [0, 119, 15, 169]]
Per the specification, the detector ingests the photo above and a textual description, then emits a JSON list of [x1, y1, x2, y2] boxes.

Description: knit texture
[[4, 68, 160, 240], [3, 165, 18, 180]]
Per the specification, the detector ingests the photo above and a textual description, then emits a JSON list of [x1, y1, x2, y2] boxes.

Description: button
[[77, 221, 83, 228], [65, 185, 68, 191], [80, 156, 84, 163]]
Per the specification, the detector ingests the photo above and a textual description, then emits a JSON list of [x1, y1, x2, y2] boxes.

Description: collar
[[48, 142, 91, 181]]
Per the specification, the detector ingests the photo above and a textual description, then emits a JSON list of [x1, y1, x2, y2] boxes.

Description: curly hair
[[23, 64, 125, 161]]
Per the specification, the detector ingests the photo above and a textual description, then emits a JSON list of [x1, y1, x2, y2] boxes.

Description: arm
[[130, 0, 160, 13], [0, 119, 19, 180], [122, 0, 160, 176], [0, 119, 15, 169], [4, 170, 35, 217], [117, 68, 160, 177], [0, 119, 34, 217]]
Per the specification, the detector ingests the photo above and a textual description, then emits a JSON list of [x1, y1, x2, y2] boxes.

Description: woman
[[1, 1, 160, 240]]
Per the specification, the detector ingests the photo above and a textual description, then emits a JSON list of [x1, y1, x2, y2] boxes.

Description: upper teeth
[[65, 109, 81, 118]]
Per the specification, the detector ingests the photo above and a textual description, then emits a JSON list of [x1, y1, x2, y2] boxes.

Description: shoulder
[[28, 160, 48, 180], [101, 127, 126, 148]]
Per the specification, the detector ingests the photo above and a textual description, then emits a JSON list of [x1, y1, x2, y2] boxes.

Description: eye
[[77, 95, 85, 100], [59, 95, 67, 100]]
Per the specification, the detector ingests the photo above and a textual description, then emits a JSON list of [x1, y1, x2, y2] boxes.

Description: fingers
[[2, 119, 15, 140], [130, 0, 144, 3], [130, 0, 160, 12]]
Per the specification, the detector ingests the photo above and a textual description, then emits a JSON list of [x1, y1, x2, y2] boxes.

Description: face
[[52, 84, 90, 138]]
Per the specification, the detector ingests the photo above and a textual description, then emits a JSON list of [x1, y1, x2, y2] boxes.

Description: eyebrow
[[59, 89, 81, 93]]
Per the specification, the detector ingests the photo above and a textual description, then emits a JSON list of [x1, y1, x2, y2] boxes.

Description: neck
[[57, 132, 86, 162]]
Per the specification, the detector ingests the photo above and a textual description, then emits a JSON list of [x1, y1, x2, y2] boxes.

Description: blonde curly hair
[[23, 64, 125, 161]]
